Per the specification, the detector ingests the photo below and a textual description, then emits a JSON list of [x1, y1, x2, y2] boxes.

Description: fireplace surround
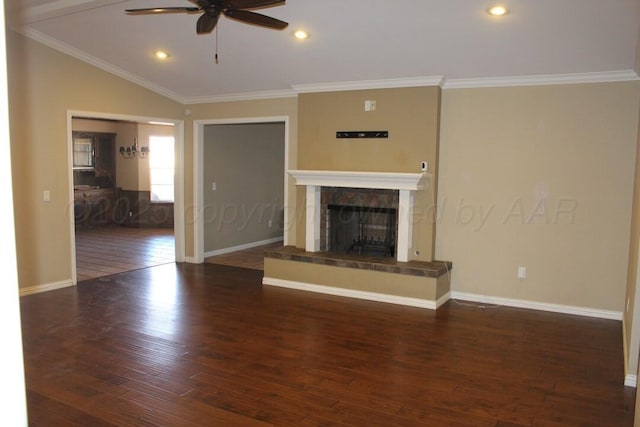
[[262, 169, 451, 310], [288, 169, 429, 262]]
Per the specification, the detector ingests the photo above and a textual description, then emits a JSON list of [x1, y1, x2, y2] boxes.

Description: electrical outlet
[[43, 190, 50, 202], [268, 220, 273, 228]]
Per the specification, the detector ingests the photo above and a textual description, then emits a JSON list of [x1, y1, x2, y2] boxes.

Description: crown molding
[[17, 27, 186, 104], [182, 89, 298, 104], [292, 76, 446, 93], [443, 70, 640, 89], [14, 0, 123, 25]]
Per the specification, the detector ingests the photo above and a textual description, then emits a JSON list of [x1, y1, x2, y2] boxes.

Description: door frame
[[67, 110, 185, 285]]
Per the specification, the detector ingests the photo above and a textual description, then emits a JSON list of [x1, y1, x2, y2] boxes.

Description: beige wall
[[114, 121, 139, 190], [72, 118, 118, 133], [6, 30, 183, 288], [437, 82, 640, 312], [296, 87, 441, 260], [298, 87, 440, 173]]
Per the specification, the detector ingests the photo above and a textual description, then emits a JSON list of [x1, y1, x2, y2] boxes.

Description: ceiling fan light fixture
[[487, 5, 509, 16], [293, 29, 309, 40], [154, 50, 170, 60]]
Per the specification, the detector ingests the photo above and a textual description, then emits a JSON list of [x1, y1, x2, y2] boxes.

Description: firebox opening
[[327, 204, 397, 257]]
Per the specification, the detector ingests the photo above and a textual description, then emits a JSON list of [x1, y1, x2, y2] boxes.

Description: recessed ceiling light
[[293, 30, 309, 40], [154, 50, 170, 60], [487, 5, 509, 16]]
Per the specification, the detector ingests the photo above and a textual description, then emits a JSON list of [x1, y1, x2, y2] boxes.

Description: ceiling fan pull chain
[[215, 24, 219, 64]]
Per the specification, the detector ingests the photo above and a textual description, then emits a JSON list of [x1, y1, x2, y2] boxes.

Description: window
[[149, 136, 175, 202]]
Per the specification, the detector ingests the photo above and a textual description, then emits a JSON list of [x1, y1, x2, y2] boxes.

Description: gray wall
[[203, 122, 285, 253]]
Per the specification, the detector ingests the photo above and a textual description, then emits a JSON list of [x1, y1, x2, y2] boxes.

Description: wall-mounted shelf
[[336, 131, 388, 139]]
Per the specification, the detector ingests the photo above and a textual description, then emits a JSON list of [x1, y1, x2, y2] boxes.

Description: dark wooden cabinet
[[72, 130, 119, 227], [94, 133, 116, 182], [74, 188, 119, 227], [72, 131, 116, 185]]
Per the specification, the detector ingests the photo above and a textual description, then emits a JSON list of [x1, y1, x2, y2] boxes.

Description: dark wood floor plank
[[75, 225, 175, 282], [21, 262, 635, 426]]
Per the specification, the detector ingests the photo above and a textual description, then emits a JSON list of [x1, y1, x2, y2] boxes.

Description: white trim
[[625, 374, 637, 388], [305, 186, 321, 252], [66, 113, 78, 285], [443, 70, 639, 89], [288, 170, 428, 190], [194, 116, 290, 263], [19, 279, 74, 296], [397, 189, 412, 262], [19, 28, 185, 103], [67, 110, 186, 278], [263, 277, 445, 310], [451, 291, 622, 320], [292, 76, 446, 93], [193, 120, 204, 263], [13, 0, 123, 25], [172, 121, 186, 262], [204, 236, 283, 258], [183, 90, 297, 104]]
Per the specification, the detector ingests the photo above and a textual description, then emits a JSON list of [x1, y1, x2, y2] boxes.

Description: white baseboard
[[205, 236, 283, 258], [19, 279, 74, 296], [451, 291, 622, 321], [625, 374, 637, 388], [263, 277, 447, 310]]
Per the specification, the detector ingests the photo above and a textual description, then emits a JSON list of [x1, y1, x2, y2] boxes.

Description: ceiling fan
[[125, 0, 289, 34]]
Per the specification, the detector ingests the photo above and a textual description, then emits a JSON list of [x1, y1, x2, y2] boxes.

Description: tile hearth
[[265, 246, 451, 278]]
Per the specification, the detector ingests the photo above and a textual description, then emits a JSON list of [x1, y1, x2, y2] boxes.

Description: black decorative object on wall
[[336, 131, 389, 139]]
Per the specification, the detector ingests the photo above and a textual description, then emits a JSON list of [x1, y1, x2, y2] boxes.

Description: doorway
[[193, 117, 289, 265], [68, 111, 185, 284]]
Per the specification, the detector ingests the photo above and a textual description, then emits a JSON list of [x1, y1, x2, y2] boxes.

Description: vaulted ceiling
[[5, 0, 640, 103]]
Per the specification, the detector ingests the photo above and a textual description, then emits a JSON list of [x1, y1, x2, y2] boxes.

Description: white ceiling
[[5, 0, 640, 103]]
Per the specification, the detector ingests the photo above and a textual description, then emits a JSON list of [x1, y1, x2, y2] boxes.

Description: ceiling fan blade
[[196, 12, 220, 34], [223, 9, 288, 29], [227, 0, 285, 10], [125, 7, 201, 14]]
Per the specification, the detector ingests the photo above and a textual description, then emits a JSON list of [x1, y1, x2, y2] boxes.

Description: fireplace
[[321, 187, 398, 257], [264, 170, 452, 310], [288, 170, 430, 262]]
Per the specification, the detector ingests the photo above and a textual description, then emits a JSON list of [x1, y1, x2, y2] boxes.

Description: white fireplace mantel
[[288, 170, 427, 191], [288, 170, 429, 263]]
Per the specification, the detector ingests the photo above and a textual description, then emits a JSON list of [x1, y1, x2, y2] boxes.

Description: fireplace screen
[[327, 204, 397, 257]]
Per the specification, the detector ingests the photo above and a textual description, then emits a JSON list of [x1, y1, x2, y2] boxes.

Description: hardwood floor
[[20, 262, 635, 426], [205, 241, 283, 270], [75, 225, 175, 282]]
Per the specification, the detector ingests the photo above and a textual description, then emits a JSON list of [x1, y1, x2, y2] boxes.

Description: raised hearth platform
[[263, 246, 452, 310]]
